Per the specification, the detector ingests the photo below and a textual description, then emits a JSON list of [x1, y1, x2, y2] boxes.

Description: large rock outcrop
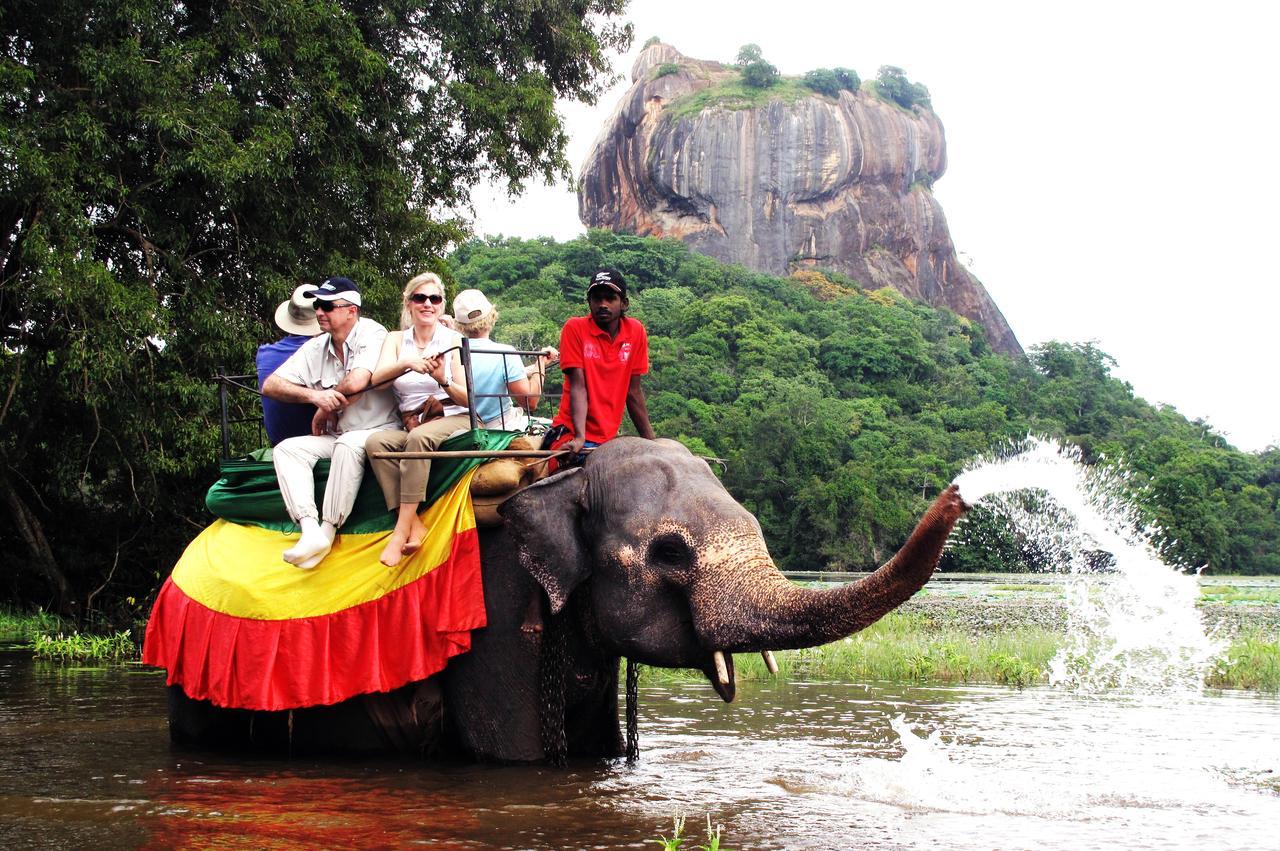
[[578, 43, 1021, 355]]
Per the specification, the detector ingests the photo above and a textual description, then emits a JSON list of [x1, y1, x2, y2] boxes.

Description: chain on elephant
[[625, 659, 639, 763], [539, 611, 569, 766]]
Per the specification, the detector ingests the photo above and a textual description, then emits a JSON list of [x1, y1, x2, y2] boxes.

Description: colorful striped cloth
[[142, 429, 520, 711]]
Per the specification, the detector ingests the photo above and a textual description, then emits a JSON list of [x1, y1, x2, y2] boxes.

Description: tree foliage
[[802, 69, 841, 97], [874, 65, 932, 110], [803, 67, 860, 98], [734, 43, 778, 89], [833, 67, 861, 93], [0, 0, 630, 619]]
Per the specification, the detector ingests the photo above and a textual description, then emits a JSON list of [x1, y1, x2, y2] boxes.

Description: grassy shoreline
[[0, 608, 65, 640], [4, 598, 1277, 691], [638, 610, 1280, 691]]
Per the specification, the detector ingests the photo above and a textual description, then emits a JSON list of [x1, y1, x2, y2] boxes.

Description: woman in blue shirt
[[452, 289, 557, 432]]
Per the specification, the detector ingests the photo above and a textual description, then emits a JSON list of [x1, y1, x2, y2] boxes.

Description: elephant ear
[[499, 466, 588, 614]]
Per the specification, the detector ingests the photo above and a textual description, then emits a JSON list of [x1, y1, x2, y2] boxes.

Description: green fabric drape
[[206, 429, 522, 534]]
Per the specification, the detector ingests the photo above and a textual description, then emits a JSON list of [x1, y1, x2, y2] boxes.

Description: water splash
[[842, 714, 1071, 817], [951, 437, 1225, 694]]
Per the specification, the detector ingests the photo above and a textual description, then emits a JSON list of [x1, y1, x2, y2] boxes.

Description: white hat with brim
[[274, 284, 321, 336]]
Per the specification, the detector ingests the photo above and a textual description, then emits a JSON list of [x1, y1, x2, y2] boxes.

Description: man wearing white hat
[[256, 284, 322, 445]]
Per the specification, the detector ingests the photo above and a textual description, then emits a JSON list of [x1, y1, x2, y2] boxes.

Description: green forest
[[4, 2, 1277, 632]]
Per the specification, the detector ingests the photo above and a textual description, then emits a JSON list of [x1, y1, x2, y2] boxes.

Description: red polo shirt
[[551, 315, 650, 444]]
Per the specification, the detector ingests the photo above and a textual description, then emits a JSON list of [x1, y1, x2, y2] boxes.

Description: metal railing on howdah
[[215, 369, 266, 460], [457, 338, 561, 433]]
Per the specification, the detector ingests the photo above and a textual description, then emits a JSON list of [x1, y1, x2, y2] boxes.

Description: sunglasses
[[410, 292, 444, 305], [315, 300, 354, 312]]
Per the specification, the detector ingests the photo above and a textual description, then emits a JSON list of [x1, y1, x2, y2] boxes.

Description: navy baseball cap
[[305, 276, 362, 306]]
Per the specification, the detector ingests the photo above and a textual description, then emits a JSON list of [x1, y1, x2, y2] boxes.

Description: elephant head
[[500, 437, 968, 702]]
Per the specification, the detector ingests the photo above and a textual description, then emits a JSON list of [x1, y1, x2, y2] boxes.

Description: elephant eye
[[649, 535, 689, 569]]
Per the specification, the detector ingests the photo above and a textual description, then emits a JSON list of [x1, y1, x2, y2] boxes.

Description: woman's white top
[[392, 324, 467, 417]]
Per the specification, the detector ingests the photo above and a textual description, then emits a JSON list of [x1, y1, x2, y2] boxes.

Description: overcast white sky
[[470, 0, 1280, 452]]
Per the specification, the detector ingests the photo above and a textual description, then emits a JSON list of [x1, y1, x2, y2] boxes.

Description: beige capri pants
[[365, 413, 472, 509]]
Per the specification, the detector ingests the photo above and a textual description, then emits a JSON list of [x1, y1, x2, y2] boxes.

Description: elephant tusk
[[761, 650, 779, 675], [713, 650, 731, 686]]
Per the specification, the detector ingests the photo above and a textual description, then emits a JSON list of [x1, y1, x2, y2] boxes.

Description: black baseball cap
[[587, 268, 626, 297]]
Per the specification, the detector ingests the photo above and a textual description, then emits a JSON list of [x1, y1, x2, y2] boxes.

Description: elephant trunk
[[692, 485, 969, 651]]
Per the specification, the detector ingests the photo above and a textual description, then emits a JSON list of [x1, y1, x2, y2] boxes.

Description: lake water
[[1, 649, 1277, 850]]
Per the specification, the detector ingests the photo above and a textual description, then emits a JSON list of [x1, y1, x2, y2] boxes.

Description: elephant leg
[[442, 622, 545, 762], [168, 684, 415, 756], [441, 528, 549, 762], [361, 679, 444, 755], [563, 647, 624, 760], [167, 685, 259, 750]]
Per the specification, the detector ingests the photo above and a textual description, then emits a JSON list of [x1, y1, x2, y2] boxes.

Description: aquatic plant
[[1198, 585, 1280, 605], [33, 630, 136, 661], [649, 814, 727, 851], [650, 814, 687, 850], [639, 611, 1056, 687], [988, 653, 1042, 688]]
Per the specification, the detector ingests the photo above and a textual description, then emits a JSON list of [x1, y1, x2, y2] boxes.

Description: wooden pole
[[367, 449, 585, 460]]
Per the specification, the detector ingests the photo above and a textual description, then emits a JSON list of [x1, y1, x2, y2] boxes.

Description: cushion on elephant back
[[470, 435, 549, 527]]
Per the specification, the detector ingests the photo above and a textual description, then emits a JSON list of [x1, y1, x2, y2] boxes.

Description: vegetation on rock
[[664, 49, 930, 121], [735, 43, 779, 89], [802, 67, 862, 98], [665, 75, 814, 120], [870, 65, 933, 110]]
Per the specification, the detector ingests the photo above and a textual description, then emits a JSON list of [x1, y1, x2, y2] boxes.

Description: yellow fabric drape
[[172, 470, 478, 620]]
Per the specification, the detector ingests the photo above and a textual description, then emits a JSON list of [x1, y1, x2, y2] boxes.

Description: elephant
[[167, 436, 969, 762]]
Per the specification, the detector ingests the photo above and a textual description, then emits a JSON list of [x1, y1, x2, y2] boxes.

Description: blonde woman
[[365, 272, 470, 567]]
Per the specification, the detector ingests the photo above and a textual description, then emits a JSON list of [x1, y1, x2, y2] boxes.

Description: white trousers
[[273, 428, 388, 527]]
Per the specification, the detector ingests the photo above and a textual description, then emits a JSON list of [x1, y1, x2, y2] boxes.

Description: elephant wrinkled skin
[[168, 437, 969, 761]]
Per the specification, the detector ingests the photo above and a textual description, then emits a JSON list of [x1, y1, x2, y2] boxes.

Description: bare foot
[[402, 517, 428, 555], [380, 531, 408, 567]]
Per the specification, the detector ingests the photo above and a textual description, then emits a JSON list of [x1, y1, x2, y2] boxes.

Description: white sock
[[292, 521, 338, 569], [283, 516, 329, 565], [296, 540, 332, 570]]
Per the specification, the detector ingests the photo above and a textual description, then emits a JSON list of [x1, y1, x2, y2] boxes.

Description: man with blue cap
[[261, 276, 398, 568]]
